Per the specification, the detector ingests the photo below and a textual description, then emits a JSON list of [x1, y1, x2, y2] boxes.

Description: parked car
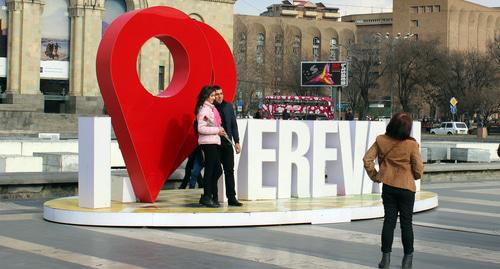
[[430, 122, 469, 135]]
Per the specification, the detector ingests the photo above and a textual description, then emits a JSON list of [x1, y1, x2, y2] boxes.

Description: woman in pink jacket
[[195, 86, 226, 208]]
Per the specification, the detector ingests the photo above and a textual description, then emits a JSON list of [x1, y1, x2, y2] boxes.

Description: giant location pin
[[96, 6, 236, 203]]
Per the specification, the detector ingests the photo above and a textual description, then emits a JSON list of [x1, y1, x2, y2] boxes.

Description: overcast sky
[[234, 0, 499, 17]]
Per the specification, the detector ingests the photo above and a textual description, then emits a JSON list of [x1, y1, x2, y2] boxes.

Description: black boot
[[378, 252, 390, 269], [228, 197, 243, 207], [200, 195, 219, 208], [178, 181, 187, 189], [402, 254, 413, 269], [212, 194, 220, 207]]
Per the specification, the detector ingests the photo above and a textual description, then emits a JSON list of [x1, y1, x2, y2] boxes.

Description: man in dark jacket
[[214, 86, 243, 206]]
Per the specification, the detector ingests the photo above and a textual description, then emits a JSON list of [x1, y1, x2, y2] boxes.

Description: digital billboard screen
[[301, 61, 348, 87]]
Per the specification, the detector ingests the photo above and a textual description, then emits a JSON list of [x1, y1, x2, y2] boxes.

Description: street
[[1, 180, 499, 268]]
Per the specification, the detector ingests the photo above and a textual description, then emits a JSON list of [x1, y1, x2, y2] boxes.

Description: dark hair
[[385, 112, 413, 140], [497, 144, 500, 158], [212, 85, 221, 91], [194, 85, 216, 116]]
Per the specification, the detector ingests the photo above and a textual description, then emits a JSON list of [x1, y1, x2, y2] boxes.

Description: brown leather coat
[[363, 134, 424, 192]]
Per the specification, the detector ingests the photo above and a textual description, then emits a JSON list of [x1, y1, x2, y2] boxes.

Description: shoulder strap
[[377, 141, 400, 164]]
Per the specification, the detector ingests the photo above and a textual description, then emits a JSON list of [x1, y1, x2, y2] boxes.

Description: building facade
[[261, 0, 340, 21], [393, 0, 500, 52], [0, 0, 235, 114], [234, 14, 356, 113], [341, 13, 393, 43]]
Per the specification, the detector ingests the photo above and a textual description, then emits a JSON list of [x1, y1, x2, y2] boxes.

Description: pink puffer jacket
[[197, 102, 221, 145]]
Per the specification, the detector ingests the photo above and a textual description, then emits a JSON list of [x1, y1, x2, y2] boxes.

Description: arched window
[[312, 36, 320, 61], [256, 33, 265, 65], [274, 34, 283, 66], [292, 35, 301, 55], [329, 38, 338, 60], [237, 32, 247, 65], [103, 0, 127, 35]]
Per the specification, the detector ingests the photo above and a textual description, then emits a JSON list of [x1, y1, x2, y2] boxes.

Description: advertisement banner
[[301, 61, 348, 87], [40, 60, 69, 79], [40, 0, 69, 79], [0, 0, 7, 77]]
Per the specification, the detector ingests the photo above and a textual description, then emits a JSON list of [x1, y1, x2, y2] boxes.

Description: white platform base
[[44, 189, 438, 227]]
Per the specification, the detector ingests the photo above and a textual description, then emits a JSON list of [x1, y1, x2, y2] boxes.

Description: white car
[[430, 122, 468, 135]]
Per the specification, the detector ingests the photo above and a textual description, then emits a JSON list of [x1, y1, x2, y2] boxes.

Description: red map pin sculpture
[[96, 6, 236, 203]]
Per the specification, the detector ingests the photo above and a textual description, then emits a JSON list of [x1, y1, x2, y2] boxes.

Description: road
[[0, 180, 499, 268]]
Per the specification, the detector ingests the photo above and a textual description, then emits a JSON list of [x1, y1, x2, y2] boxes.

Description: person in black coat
[[214, 86, 243, 206]]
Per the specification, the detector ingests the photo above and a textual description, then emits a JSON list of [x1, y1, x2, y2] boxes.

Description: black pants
[[219, 140, 237, 199], [381, 184, 415, 255], [200, 144, 222, 200]]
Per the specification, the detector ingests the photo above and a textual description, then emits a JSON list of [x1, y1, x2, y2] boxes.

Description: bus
[[261, 95, 334, 120]]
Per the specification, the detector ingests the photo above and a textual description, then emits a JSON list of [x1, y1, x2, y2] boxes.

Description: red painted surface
[[96, 6, 236, 203]]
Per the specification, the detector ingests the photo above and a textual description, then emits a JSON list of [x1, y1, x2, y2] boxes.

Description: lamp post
[[331, 42, 351, 120]]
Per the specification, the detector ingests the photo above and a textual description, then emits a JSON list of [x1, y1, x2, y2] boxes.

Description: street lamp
[[331, 42, 351, 120]]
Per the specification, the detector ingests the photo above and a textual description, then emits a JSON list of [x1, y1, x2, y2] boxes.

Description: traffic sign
[[450, 97, 458, 107], [450, 105, 457, 114]]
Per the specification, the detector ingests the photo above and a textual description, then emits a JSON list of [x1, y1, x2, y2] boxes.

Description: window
[[274, 34, 283, 59], [411, 20, 419, 27], [312, 37, 320, 61], [410, 6, 418, 14], [274, 34, 283, 72], [456, 123, 467, 128], [158, 66, 165, 91], [426, 6, 432, 13], [329, 38, 338, 60], [433, 5, 440, 12], [292, 35, 301, 54], [256, 33, 265, 65], [418, 6, 425, 13], [237, 32, 247, 64], [414, 34, 419, 40], [446, 123, 453, 128]]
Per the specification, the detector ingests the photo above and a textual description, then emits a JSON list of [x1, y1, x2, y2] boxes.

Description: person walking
[[214, 86, 243, 206], [195, 86, 225, 208], [363, 112, 424, 269], [178, 146, 204, 189]]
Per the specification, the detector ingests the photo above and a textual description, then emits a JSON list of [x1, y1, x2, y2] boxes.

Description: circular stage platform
[[44, 189, 438, 227]]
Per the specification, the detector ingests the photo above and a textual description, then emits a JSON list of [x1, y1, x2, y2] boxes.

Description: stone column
[[5, 0, 44, 111], [68, 1, 105, 114]]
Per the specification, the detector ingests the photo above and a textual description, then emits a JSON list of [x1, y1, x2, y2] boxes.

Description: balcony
[[281, 9, 299, 16], [323, 12, 340, 19], [304, 11, 318, 17]]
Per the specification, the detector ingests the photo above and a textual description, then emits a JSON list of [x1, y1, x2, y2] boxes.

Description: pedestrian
[[195, 85, 225, 208], [214, 86, 243, 206], [178, 146, 204, 189], [282, 109, 290, 120], [363, 112, 424, 269]]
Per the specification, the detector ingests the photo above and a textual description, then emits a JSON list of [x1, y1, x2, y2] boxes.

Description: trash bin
[[477, 127, 488, 138]]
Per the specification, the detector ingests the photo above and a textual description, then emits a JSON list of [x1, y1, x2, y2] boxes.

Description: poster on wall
[[102, 0, 127, 35], [40, 0, 69, 79], [0, 0, 7, 78]]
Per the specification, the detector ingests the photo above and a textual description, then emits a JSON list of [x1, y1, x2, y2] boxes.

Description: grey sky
[[234, 0, 499, 17]]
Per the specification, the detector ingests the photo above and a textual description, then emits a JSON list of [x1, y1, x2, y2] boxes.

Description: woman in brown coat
[[363, 112, 424, 269]]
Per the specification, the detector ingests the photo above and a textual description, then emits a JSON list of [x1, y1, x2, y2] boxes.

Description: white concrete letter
[[278, 121, 311, 198], [311, 121, 338, 197], [78, 117, 111, 208], [238, 120, 277, 200]]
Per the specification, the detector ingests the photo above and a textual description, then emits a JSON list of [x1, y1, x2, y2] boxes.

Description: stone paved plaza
[[1, 180, 499, 269]]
